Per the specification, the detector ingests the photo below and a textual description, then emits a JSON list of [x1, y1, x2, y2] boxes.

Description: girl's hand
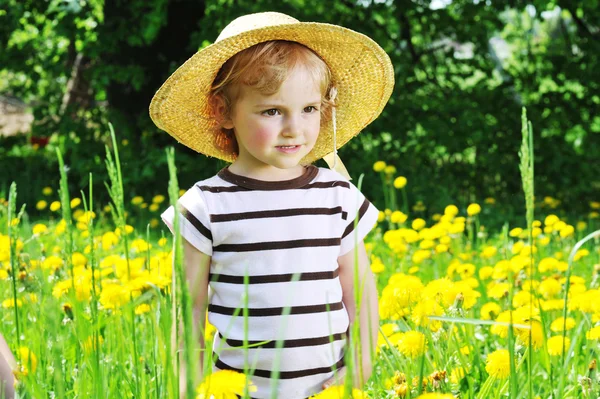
[[322, 367, 347, 390]]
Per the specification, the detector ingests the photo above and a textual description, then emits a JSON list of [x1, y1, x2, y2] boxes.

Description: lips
[[275, 145, 301, 153]]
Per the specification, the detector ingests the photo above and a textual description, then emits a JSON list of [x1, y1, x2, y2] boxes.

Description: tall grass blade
[[165, 147, 196, 399], [103, 123, 140, 397], [518, 106, 534, 399]]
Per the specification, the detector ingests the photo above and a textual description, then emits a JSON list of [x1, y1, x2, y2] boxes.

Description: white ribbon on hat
[[322, 87, 352, 180]]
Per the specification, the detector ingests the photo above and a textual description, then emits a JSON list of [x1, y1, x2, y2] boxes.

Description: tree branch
[[397, 9, 420, 65], [563, 6, 598, 40]]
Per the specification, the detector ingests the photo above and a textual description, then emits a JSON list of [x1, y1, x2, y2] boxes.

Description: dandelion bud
[[392, 371, 406, 385], [394, 382, 407, 397], [589, 359, 596, 371], [62, 303, 74, 320], [454, 293, 465, 310]]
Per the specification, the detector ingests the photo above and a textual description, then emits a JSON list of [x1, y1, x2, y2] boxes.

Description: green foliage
[[1, 0, 598, 222]]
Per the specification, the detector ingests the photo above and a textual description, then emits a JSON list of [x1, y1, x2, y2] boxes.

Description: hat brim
[[149, 22, 395, 163]]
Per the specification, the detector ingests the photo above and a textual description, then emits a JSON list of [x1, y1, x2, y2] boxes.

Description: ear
[[222, 118, 234, 130], [211, 94, 235, 130]]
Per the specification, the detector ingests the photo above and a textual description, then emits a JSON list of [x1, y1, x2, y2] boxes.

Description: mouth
[[275, 145, 302, 153]]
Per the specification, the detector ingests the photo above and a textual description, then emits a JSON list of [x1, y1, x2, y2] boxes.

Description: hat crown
[[216, 12, 299, 42]]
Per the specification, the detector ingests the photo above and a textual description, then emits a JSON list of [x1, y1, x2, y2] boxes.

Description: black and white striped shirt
[[161, 165, 378, 399]]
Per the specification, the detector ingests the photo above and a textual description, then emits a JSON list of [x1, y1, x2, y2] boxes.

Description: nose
[[281, 113, 302, 138]]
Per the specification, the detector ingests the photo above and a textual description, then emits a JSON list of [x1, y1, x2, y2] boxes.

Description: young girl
[[152, 11, 394, 399]]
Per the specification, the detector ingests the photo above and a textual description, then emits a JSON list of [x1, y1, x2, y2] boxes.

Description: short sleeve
[[160, 185, 213, 256], [339, 181, 379, 256]]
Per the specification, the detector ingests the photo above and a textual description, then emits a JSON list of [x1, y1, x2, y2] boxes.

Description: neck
[[227, 162, 306, 181]]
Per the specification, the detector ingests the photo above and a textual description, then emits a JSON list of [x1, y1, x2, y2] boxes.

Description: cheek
[[308, 117, 321, 141], [244, 124, 277, 150]]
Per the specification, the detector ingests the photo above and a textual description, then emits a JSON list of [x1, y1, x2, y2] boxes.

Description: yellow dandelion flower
[[49, 201, 61, 211], [550, 317, 576, 332], [547, 336, 570, 356], [72, 252, 87, 267], [397, 330, 427, 358], [538, 278, 561, 299], [544, 214, 559, 226], [2, 298, 23, 308], [36, 200, 47, 210], [414, 393, 455, 399], [152, 194, 165, 204], [32, 223, 48, 235], [135, 304, 151, 315], [467, 203, 481, 216], [485, 349, 511, 379], [412, 218, 426, 230], [394, 176, 407, 189], [479, 266, 493, 280], [541, 299, 566, 311], [509, 227, 523, 237], [70, 198, 81, 209], [196, 370, 257, 399], [310, 385, 368, 399], [480, 302, 502, 320], [586, 326, 600, 340], [131, 196, 144, 205], [444, 205, 459, 217], [99, 284, 130, 310], [412, 249, 432, 264], [115, 225, 134, 236], [515, 319, 544, 350], [370, 256, 385, 274], [102, 231, 119, 250], [42, 187, 53, 196], [456, 263, 475, 279], [488, 282, 510, 299], [559, 225, 574, 238], [16, 347, 37, 376], [411, 299, 443, 331], [481, 246, 497, 258], [384, 165, 396, 175], [391, 211, 408, 224], [573, 249, 590, 262], [373, 161, 386, 172], [434, 244, 448, 254]]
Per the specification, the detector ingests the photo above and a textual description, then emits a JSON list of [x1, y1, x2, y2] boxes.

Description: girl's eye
[[262, 109, 280, 116], [304, 106, 318, 113]]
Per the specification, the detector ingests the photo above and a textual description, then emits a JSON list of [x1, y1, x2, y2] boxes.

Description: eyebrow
[[254, 100, 322, 109]]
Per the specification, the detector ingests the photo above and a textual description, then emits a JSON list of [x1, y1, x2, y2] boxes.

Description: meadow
[[1, 113, 599, 399]]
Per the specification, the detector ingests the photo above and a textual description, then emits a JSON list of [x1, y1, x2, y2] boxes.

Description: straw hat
[[149, 11, 394, 165]]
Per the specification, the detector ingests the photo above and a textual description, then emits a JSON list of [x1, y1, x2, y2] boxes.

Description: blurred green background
[[0, 0, 598, 228]]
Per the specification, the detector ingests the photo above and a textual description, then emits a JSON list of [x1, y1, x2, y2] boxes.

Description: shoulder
[[176, 172, 225, 206], [182, 170, 235, 196], [312, 166, 351, 187]]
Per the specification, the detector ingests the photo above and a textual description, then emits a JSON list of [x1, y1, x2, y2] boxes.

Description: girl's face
[[223, 66, 322, 180]]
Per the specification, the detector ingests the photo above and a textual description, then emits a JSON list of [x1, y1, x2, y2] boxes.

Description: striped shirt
[[161, 165, 378, 399]]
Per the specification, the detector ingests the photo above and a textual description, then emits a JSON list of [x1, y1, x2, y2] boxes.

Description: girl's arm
[[171, 238, 211, 398], [332, 240, 379, 388], [0, 333, 16, 399]]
